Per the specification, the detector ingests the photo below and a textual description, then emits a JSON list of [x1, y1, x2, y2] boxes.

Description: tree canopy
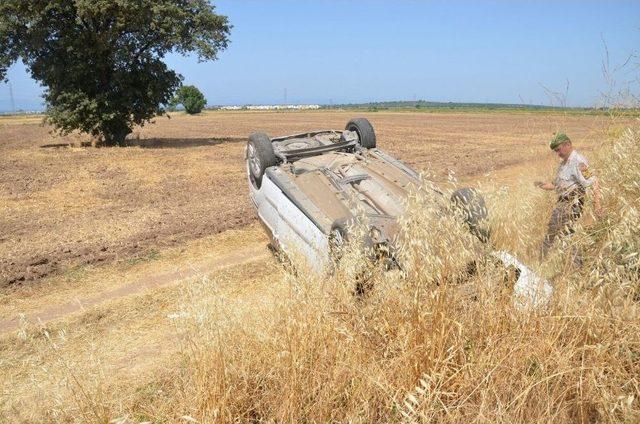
[[171, 85, 207, 114], [0, 0, 231, 145]]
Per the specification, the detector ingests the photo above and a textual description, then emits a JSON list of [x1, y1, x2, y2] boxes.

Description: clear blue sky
[[1, 0, 638, 111]]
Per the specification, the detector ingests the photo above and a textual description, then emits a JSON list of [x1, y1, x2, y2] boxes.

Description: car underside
[[245, 118, 552, 308]]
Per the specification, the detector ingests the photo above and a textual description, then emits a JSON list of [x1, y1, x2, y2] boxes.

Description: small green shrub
[[171, 85, 207, 115]]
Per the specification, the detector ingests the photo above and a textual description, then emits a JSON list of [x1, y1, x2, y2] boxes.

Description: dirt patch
[[0, 126, 254, 287], [0, 239, 268, 335], [0, 110, 620, 287], [0, 248, 281, 422]]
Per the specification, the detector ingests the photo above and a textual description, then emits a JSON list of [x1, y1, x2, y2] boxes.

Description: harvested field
[[1, 110, 638, 423], [0, 110, 619, 287]]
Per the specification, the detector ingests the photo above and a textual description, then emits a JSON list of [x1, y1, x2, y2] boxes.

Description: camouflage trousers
[[541, 195, 584, 263]]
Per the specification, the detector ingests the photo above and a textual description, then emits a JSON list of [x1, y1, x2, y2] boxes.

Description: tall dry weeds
[[9, 125, 638, 423], [118, 127, 640, 423]]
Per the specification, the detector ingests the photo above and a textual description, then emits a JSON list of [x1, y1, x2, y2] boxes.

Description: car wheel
[[329, 227, 346, 260], [345, 118, 376, 149], [247, 132, 277, 188], [451, 188, 491, 243]]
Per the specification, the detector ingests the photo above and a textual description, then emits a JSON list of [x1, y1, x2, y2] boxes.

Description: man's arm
[[534, 181, 555, 191], [578, 162, 603, 217]]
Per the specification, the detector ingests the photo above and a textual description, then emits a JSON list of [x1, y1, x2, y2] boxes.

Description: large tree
[[0, 0, 230, 145]]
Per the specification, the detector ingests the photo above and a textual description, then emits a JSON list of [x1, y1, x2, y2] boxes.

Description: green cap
[[549, 133, 570, 150]]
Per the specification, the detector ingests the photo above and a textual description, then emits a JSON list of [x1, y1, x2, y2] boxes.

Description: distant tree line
[[320, 100, 629, 114]]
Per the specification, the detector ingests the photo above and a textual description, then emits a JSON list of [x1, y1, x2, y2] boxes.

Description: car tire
[[346, 118, 376, 149], [247, 132, 277, 188], [329, 221, 348, 260], [451, 187, 491, 243]]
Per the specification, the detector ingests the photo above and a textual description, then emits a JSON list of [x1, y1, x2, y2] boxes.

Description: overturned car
[[245, 118, 552, 307]]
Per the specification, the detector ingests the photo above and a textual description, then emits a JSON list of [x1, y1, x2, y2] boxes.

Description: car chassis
[[245, 118, 552, 308]]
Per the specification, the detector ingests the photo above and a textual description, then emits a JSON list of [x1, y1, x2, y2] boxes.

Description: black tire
[[247, 132, 277, 188], [451, 188, 491, 243], [345, 118, 376, 149]]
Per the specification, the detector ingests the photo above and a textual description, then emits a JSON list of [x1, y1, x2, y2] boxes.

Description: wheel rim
[[247, 143, 261, 177], [347, 125, 362, 142]]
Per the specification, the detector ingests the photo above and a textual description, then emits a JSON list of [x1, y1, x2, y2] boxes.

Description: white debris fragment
[[492, 251, 554, 309]]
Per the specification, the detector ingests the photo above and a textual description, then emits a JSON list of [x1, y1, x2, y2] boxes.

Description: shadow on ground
[[40, 141, 92, 148], [124, 137, 247, 149], [40, 137, 247, 149]]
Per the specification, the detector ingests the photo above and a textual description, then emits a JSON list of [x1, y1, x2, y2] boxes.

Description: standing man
[[534, 133, 602, 261]]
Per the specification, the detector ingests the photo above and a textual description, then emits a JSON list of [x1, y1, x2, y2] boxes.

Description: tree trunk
[[100, 121, 131, 146]]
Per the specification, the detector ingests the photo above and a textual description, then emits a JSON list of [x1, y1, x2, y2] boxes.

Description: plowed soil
[[0, 110, 615, 287]]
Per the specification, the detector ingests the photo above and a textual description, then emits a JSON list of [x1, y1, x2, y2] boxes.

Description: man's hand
[[534, 181, 554, 190]]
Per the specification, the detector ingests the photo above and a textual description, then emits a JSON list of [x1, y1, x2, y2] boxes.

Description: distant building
[[217, 104, 320, 111]]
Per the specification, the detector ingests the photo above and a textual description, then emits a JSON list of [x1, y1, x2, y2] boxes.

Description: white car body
[[245, 121, 553, 307], [248, 168, 332, 273]]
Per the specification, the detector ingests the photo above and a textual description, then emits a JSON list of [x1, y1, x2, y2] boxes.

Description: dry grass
[[0, 223, 269, 324], [152, 125, 638, 423], [0, 225, 279, 422], [0, 112, 638, 423]]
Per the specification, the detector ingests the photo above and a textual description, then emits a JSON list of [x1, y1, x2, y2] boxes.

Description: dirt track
[[0, 110, 614, 287], [0, 230, 269, 335], [0, 223, 283, 420]]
